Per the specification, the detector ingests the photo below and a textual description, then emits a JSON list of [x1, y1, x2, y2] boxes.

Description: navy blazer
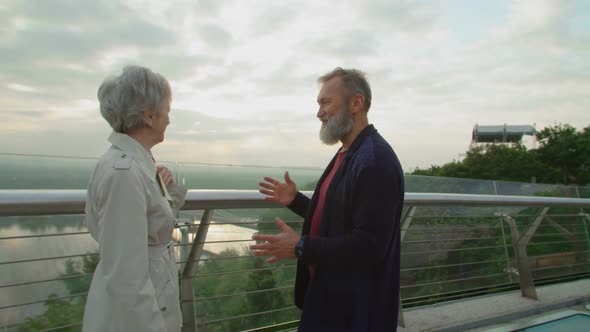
[[288, 125, 405, 332]]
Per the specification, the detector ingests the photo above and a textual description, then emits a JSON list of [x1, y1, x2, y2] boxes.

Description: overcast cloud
[[1, 0, 589, 171]]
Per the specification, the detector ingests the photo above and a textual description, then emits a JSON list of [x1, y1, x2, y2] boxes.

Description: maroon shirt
[[308, 150, 346, 279]]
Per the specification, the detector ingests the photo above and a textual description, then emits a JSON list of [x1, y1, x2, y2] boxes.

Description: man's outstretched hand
[[259, 171, 298, 207], [250, 218, 300, 263]]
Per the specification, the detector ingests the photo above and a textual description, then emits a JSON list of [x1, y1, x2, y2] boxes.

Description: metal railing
[[1, 190, 590, 331]]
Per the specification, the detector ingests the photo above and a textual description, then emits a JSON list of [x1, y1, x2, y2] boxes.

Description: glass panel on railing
[[578, 185, 590, 199], [175, 162, 321, 190], [185, 207, 302, 332], [0, 214, 95, 331], [495, 180, 581, 197], [528, 212, 590, 283], [401, 207, 515, 307], [0, 154, 324, 191], [404, 175, 496, 194], [0, 154, 96, 189]]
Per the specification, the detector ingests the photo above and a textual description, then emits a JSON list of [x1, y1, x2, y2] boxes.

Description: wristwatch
[[295, 237, 304, 259]]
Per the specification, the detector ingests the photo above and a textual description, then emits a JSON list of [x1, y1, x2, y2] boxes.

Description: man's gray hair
[[97, 65, 171, 133], [318, 67, 372, 111]]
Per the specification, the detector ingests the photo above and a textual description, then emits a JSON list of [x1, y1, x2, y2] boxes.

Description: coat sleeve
[[300, 163, 403, 266], [98, 169, 168, 331], [167, 182, 188, 213], [287, 191, 310, 218]]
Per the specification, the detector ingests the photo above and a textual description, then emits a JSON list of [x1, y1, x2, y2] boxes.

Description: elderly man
[[251, 67, 404, 331]]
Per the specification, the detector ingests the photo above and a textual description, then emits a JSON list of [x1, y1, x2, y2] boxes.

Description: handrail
[[1, 189, 590, 216], [1, 189, 590, 332]]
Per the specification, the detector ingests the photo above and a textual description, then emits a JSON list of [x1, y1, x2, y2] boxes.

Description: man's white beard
[[320, 105, 354, 145]]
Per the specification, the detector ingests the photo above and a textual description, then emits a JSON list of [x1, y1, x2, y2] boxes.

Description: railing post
[[580, 213, 590, 254], [398, 205, 416, 328], [497, 215, 513, 283], [502, 207, 549, 300], [180, 209, 214, 332]]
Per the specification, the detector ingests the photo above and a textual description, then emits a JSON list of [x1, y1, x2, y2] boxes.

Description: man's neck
[[340, 121, 369, 151]]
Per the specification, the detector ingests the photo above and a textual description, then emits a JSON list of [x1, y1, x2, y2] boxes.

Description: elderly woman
[[83, 66, 186, 332]]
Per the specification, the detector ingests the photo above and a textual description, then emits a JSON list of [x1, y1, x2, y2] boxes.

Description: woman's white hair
[[97, 65, 171, 133]]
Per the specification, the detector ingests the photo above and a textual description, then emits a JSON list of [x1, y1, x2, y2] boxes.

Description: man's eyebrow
[[317, 97, 331, 103]]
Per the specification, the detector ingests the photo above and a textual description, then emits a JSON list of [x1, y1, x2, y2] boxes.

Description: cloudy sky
[[1, 0, 589, 171]]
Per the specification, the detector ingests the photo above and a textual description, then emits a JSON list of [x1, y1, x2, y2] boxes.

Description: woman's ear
[[144, 111, 154, 127]]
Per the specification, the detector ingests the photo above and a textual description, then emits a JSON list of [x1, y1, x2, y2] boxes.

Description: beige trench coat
[[83, 132, 187, 332]]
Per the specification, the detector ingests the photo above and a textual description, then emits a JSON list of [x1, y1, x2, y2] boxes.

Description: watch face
[[295, 239, 304, 258], [296, 247, 303, 257]]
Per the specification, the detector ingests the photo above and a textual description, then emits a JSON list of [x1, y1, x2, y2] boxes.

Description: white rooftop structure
[[471, 124, 536, 149]]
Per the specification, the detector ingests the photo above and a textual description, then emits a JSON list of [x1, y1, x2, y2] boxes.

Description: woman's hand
[[157, 166, 175, 187]]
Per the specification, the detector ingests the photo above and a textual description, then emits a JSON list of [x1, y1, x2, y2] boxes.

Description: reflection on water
[[201, 223, 257, 256], [0, 221, 97, 327], [0, 212, 264, 328]]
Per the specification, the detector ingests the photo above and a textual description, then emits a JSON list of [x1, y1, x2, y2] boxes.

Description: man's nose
[[316, 108, 324, 119]]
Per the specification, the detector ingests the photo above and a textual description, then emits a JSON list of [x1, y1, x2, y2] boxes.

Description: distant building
[[470, 124, 536, 149]]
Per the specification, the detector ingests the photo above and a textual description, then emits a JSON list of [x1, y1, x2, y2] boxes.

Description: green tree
[[536, 124, 590, 185], [20, 294, 84, 332], [411, 124, 590, 186], [19, 254, 98, 332], [194, 248, 297, 331]]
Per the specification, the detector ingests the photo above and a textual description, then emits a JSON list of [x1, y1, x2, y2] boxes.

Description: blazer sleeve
[[300, 163, 403, 266], [287, 191, 310, 218], [98, 169, 168, 331]]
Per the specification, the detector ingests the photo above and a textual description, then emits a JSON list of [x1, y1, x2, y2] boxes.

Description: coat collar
[[108, 131, 157, 182], [339, 124, 377, 155], [303, 124, 378, 235]]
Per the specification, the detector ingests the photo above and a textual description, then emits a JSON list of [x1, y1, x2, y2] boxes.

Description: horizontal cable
[[524, 223, 585, 229], [402, 244, 506, 256], [0, 152, 321, 170], [199, 305, 298, 325], [242, 320, 300, 332], [402, 280, 516, 302], [410, 213, 582, 218], [401, 259, 507, 272], [0, 152, 98, 160], [401, 272, 506, 289], [531, 231, 589, 238], [185, 264, 297, 279], [192, 285, 293, 303], [0, 291, 87, 310], [175, 238, 254, 247], [531, 261, 590, 272], [402, 236, 501, 244], [404, 222, 584, 230], [0, 231, 89, 240], [194, 279, 295, 303], [404, 283, 518, 306], [0, 252, 98, 265], [0, 272, 93, 289], [528, 239, 587, 246], [534, 272, 590, 284], [401, 226, 504, 232], [38, 322, 83, 332], [176, 254, 251, 265], [184, 219, 303, 228], [529, 249, 590, 257]]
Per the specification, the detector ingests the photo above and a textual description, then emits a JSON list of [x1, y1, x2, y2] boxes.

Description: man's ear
[[351, 94, 365, 114]]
